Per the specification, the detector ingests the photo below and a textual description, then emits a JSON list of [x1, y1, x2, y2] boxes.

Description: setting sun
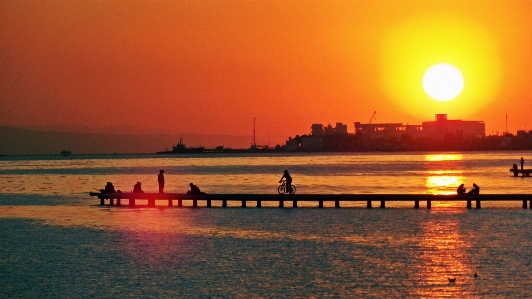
[[380, 14, 502, 121], [422, 64, 464, 101]]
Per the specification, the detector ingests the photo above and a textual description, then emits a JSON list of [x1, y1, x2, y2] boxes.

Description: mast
[[252, 117, 256, 147], [506, 114, 508, 134]]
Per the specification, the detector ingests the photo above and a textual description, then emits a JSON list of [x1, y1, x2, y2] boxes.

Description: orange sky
[[1, 1, 532, 145]]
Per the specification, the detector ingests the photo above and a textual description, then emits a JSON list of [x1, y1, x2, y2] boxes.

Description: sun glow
[[380, 15, 501, 118], [423, 64, 464, 101]]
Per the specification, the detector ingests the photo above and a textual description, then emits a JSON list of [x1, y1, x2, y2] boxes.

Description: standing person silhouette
[[279, 170, 293, 193], [521, 157, 524, 170], [158, 170, 165, 193]]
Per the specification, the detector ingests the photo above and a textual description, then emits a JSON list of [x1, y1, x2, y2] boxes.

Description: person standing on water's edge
[[521, 157, 524, 170], [279, 170, 293, 193], [158, 170, 165, 193]]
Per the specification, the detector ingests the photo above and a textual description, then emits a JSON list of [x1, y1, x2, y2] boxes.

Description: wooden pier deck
[[89, 192, 532, 209], [510, 168, 532, 177]]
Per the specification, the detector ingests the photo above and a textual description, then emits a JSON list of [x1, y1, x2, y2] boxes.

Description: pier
[[89, 192, 532, 209], [510, 168, 532, 177]]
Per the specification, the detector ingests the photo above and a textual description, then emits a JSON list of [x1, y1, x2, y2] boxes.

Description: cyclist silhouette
[[279, 170, 293, 193]]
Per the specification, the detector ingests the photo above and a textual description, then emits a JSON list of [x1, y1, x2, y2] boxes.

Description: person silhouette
[[279, 170, 293, 193], [467, 183, 480, 195], [521, 157, 525, 170], [133, 182, 144, 193], [104, 182, 116, 193], [187, 183, 205, 194], [457, 183, 466, 195], [158, 170, 165, 193]]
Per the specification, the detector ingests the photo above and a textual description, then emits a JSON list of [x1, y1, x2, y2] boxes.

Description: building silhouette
[[311, 122, 348, 136], [285, 114, 486, 151], [355, 114, 485, 140]]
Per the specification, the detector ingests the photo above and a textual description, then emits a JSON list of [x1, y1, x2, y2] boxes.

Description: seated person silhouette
[[457, 183, 466, 195], [187, 183, 206, 195], [133, 182, 144, 193], [513, 164, 518, 170], [102, 182, 116, 193], [467, 183, 480, 195]]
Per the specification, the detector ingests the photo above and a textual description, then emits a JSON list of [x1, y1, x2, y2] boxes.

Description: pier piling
[[380, 200, 385, 208], [222, 200, 227, 208], [178, 199, 183, 207], [335, 200, 340, 208], [427, 200, 431, 209], [319, 200, 323, 208], [467, 200, 472, 209], [257, 201, 261, 208], [414, 200, 419, 209], [279, 201, 284, 208], [293, 200, 298, 208], [476, 200, 481, 209], [241, 200, 246, 208], [367, 201, 372, 208]]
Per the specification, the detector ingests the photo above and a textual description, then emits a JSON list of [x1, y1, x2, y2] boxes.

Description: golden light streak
[[425, 154, 463, 162]]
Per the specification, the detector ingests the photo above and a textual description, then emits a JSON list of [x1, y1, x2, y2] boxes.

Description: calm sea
[[1, 152, 531, 298]]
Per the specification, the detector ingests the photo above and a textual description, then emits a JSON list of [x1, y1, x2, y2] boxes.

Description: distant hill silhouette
[[0, 126, 275, 155], [22, 124, 178, 136]]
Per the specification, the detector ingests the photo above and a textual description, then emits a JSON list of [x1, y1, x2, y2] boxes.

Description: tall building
[[311, 124, 325, 136], [311, 122, 348, 136]]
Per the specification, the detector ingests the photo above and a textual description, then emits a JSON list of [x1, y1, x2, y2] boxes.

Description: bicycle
[[278, 179, 296, 194]]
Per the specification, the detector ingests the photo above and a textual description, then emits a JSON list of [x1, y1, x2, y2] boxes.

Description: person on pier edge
[[457, 183, 466, 195], [187, 183, 205, 195], [467, 183, 480, 195], [103, 182, 116, 193], [521, 157, 525, 170], [133, 182, 144, 193], [279, 170, 293, 194], [158, 170, 165, 193]]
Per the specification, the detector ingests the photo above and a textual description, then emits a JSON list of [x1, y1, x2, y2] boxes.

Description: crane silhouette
[[369, 111, 377, 124]]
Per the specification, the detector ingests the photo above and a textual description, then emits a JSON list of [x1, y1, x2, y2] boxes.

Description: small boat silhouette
[[448, 277, 457, 283], [60, 150, 71, 156]]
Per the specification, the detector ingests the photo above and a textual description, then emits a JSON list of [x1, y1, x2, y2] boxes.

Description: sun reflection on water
[[413, 212, 473, 297], [425, 154, 464, 162], [426, 175, 465, 195], [424, 154, 466, 196]]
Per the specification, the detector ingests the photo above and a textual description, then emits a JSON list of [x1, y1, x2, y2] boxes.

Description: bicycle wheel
[[289, 185, 296, 194], [278, 185, 285, 194]]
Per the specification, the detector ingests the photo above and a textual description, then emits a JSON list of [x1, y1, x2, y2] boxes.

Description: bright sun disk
[[422, 63, 464, 101]]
